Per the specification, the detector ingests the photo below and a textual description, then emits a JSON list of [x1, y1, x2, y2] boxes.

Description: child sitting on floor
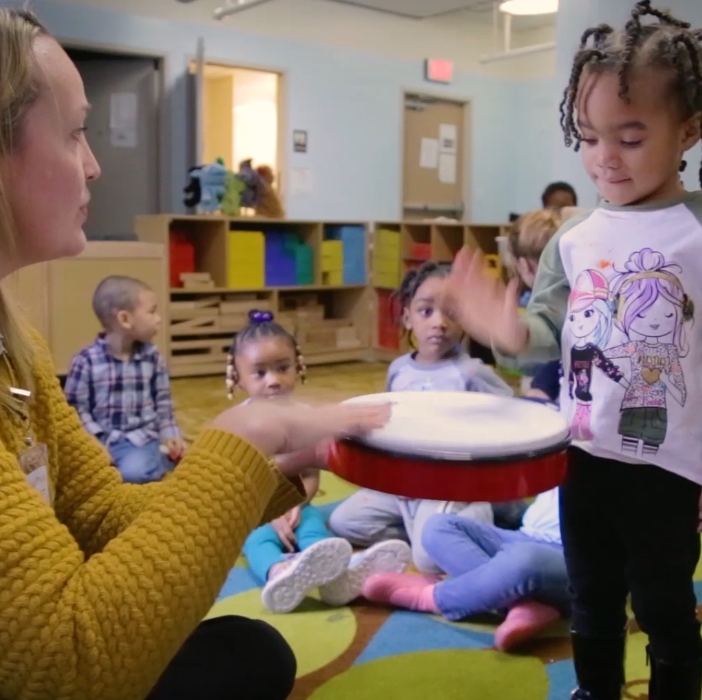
[[363, 362, 569, 652], [329, 262, 513, 572], [64, 275, 185, 484], [229, 310, 411, 614], [362, 484, 569, 652]]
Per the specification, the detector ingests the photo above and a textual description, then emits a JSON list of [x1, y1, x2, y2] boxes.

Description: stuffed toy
[[254, 165, 285, 219], [221, 171, 246, 217], [183, 158, 229, 213], [236, 159, 261, 209]]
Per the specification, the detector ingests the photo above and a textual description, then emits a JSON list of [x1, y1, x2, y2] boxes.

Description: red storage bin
[[377, 290, 399, 324], [169, 230, 195, 288], [409, 242, 431, 260], [379, 325, 400, 350]]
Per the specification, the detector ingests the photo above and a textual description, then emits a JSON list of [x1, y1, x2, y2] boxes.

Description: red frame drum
[[328, 392, 570, 502]]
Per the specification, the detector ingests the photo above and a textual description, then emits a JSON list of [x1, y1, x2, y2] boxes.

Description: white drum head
[[343, 391, 570, 460]]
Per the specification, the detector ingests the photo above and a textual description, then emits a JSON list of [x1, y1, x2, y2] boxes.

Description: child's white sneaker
[[319, 539, 412, 607], [261, 538, 352, 613]]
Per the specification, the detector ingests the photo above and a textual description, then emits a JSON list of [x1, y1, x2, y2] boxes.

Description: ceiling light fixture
[[499, 0, 558, 16]]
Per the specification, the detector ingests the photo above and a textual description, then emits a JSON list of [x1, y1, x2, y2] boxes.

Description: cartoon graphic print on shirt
[[565, 269, 626, 440], [603, 248, 693, 457]]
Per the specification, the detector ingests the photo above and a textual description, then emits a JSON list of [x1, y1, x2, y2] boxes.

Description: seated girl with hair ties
[[228, 310, 411, 614]]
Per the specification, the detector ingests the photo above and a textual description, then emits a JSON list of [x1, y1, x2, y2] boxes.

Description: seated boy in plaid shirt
[[65, 275, 186, 484]]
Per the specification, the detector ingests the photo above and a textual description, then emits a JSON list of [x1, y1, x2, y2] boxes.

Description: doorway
[[402, 93, 470, 221], [64, 47, 163, 240], [190, 61, 282, 205]]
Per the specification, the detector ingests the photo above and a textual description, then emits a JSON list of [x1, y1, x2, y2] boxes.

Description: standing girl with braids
[[443, 2, 702, 698], [229, 311, 410, 613]]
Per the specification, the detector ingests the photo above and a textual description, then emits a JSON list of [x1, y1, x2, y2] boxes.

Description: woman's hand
[[443, 247, 528, 356], [211, 400, 390, 475]]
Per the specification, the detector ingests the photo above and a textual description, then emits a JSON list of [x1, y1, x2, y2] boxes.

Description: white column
[[552, 0, 702, 204]]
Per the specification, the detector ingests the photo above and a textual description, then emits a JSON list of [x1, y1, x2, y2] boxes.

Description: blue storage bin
[[325, 225, 367, 284]]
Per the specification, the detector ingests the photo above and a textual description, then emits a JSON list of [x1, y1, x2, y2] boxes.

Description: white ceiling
[[319, 0, 555, 27], [325, 0, 494, 19]]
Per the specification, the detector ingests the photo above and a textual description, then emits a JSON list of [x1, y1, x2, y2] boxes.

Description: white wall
[[25, 0, 558, 220], [62, 0, 557, 79]]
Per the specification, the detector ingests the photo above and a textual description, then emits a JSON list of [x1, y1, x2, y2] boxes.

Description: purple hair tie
[[249, 309, 274, 324]]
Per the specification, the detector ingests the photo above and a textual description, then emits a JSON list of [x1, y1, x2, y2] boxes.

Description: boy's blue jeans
[[108, 437, 173, 484], [243, 505, 331, 584]]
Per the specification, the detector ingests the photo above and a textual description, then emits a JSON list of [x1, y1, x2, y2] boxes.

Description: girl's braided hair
[[391, 261, 451, 325], [225, 309, 307, 399], [559, 0, 702, 185]]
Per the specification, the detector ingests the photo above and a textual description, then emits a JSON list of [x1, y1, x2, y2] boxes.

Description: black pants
[[146, 616, 296, 700], [560, 448, 702, 663]]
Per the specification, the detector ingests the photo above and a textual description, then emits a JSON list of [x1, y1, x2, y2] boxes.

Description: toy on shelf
[[255, 165, 285, 218], [222, 171, 245, 217], [235, 160, 286, 219], [183, 159, 229, 214], [180, 272, 215, 290]]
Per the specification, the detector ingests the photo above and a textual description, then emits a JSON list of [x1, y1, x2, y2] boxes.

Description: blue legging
[[243, 505, 331, 584]]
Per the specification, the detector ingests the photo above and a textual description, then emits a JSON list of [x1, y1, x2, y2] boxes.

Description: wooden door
[[402, 93, 467, 221]]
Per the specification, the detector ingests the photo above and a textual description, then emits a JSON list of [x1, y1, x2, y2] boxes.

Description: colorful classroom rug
[[171, 371, 702, 699], [206, 471, 702, 700]]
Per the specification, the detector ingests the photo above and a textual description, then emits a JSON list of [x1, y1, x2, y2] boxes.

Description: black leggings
[[146, 616, 296, 700], [560, 448, 702, 662]]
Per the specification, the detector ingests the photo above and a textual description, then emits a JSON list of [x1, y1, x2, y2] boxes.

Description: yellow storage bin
[[321, 240, 343, 272], [322, 270, 344, 286], [227, 262, 264, 290], [372, 255, 400, 275], [374, 270, 401, 288], [375, 229, 400, 253], [228, 231, 265, 263]]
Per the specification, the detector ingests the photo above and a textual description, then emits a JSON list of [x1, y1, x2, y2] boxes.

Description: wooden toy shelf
[[370, 221, 511, 361], [135, 215, 371, 377], [135, 215, 510, 376]]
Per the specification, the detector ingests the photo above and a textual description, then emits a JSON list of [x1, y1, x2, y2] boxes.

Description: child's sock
[[361, 572, 440, 614], [319, 539, 411, 607], [494, 601, 561, 651], [260, 538, 352, 614]]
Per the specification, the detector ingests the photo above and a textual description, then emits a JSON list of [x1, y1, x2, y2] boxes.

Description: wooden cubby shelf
[[370, 221, 511, 359], [135, 215, 372, 377], [134, 215, 510, 376]]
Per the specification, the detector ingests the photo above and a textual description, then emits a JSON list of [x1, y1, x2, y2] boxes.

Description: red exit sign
[[424, 58, 454, 84]]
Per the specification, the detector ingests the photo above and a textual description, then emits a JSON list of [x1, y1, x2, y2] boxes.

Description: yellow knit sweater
[[0, 331, 303, 700]]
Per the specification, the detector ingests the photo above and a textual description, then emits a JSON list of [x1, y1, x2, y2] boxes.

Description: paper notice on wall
[[439, 123, 457, 154], [438, 153, 457, 184], [291, 167, 313, 195], [110, 92, 138, 148], [419, 137, 439, 169]]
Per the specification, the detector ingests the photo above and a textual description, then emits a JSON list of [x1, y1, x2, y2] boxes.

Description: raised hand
[[443, 247, 529, 356]]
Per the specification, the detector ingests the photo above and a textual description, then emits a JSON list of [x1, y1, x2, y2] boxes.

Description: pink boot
[[494, 601, 561, 651], [361, 572, 440, 614]]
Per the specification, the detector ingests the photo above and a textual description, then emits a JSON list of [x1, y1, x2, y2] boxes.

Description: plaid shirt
[[64, 334, 180, 447]]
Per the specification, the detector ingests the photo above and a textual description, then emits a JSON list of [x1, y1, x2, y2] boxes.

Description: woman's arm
[[31, 331, 303, 557], [0, 427, 283, 700]]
